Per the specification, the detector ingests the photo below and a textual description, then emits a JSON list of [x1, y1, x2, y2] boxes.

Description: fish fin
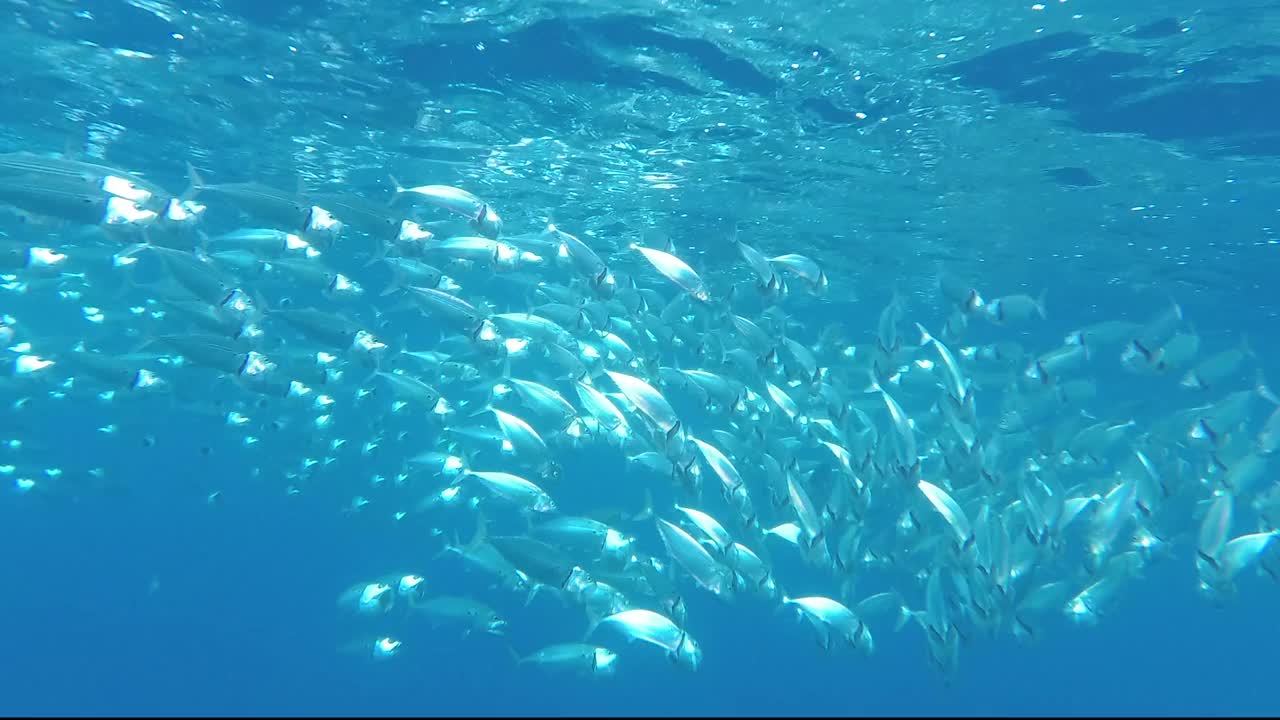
[[862, 369, 884, 395], [349, 358, 380, 391], [182, 162, 205, 201], [492, 355, 513, 389], [1259, 556, 1278, 583], [1013, 614, 1035, 642], [581, 613, 607, 643], [1240, 333, 1257, 362], [126, 330, 162, 356], [1036, 288, 1049, 319], [914, 322, 935, 348], [815, 626, 833, 652], [387, 174, 405, 197], [467, 508, 490, 551], [364, 239, 391, 267], [462, 402, 498, 423], [1197, 549, 1221, 570], [387, 331, 410, 360], [505, 642, 523, 666], [430, 531, 461, 563], [378, 272, 408, 297], [665, 420, 683, 446], [1256, 368, 1280, 406], [113, 239, 156, 264], [189, 228, 215, 256], [892, 604, 912, 632], [627, 488, 656, 524]]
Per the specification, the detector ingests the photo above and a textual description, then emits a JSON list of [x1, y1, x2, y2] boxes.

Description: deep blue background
[[3, 474, 1277, 717]]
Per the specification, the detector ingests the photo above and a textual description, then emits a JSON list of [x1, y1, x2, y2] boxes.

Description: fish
[[605, 370, 682, 438], [630, 243, 710, 302], [767, 253, 827, 295], [1181, 342, 1253, 391], [782, 595, 870, 654], [462, 471, 557, 513], [0, 173, 157, 226], [185, 165, 341, 239], [917, 480, 975, 551], [515, 643, 619, 676], [6, 109, 1276, 692], [388, 179, 502, 238], [655, 517, 735, 599], [416, 595, 508, 636], [0, 151, 173, 208], [588, 608, 701, 670], [981, 291, 1047, 325]]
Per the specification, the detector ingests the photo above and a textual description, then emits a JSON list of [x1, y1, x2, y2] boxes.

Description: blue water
[[4, 444, 1277, 717], [3, 1, 1279, 716]]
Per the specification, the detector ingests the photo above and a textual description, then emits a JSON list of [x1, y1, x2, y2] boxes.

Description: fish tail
[[430, 531, 461, 563], [915, 322, 934, 348], [893, 604, 913, 632], [467, 509, 490, 551], [862, 369, 883, 395], [363, 239, 391, 267], [385, 330, 409, 361], [1132, 339, 1155, 363], [632, 487, 655, 522], [1240, 333, 1257, 361], [377, 269, 407, 297], [504, 642, 523, 666], [581, 610, 610, 644], [1255, 368, 1280, 406], [524, 583, 547, 607], [192, 228, 212, 254]]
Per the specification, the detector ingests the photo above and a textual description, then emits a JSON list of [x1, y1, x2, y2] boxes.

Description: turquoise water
[[1, 2, 1278, 716]]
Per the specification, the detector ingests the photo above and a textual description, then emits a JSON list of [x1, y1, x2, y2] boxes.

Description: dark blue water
[[2, 2, 1279, 716], [4, 409, 1277, 717]]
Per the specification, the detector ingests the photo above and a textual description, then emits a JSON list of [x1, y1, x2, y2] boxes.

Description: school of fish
[[1, 149, 1278, 679]]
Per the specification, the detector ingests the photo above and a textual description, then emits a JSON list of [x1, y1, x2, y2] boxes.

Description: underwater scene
[[1, 0, 1279, 716]]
